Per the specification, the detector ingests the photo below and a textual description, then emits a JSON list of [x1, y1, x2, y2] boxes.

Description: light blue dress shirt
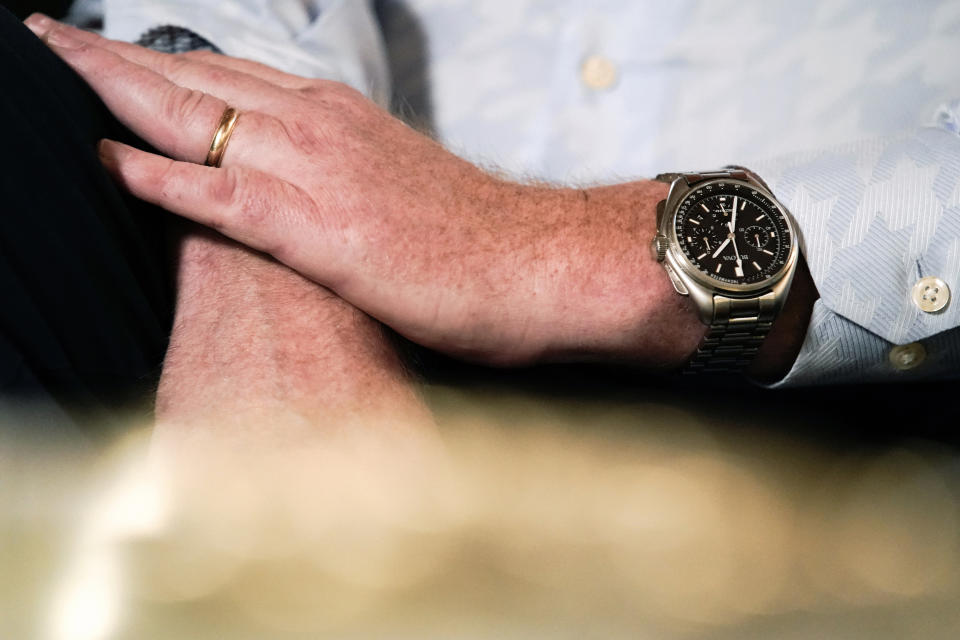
[[78, 0, 960, 385]]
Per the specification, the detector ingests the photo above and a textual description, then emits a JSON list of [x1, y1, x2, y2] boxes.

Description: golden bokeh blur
[[1, 387, 958, 639]]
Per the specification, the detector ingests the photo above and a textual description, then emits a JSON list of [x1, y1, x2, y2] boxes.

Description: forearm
[[154, 228, 432, 448], [496, 178, 816, 376]]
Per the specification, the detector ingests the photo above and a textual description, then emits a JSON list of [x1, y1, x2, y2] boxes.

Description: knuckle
[[165, 53, 193, 75], [208, 166, 243, 209], [229, 176, 303, 260], [162, 85, 210, 126], [297, 82, 327, 101], [280, 118, 327, 157], [166, 53, 230, 86], [204, 65, 235, 87], [300, 79, 361, 105], [217, 170, 271, 231], [155, 160, 184, 201], [160, 86, 220, 159]]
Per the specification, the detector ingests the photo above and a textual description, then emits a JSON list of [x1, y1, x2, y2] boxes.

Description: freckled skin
[[153, 228, 437, 452]]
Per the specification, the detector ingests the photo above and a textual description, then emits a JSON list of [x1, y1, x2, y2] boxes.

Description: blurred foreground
[[2, 381, 959, 639]]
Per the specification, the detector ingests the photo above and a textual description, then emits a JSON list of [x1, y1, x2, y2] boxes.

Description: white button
[[580, 54, 618, 91], [889, 342, 926, 370], [911, 276, 950, 313]]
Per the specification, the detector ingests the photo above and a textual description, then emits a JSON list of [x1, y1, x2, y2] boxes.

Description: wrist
[[576, 179, 707, 367], [518, 179, 705, 366], [525, 176, 814, 376]]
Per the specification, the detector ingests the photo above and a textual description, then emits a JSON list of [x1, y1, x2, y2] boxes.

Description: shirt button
[[911, 276, 950, 313], [889, 342, 926, 370], [580, 54, 618, 91]]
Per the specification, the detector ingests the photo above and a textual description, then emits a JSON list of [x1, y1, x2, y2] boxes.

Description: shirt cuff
[[751, 103, 960, 385], [769, 301, 960, 387]]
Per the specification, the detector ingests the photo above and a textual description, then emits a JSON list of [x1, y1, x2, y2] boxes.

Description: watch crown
[[653, 234, 668, 262]]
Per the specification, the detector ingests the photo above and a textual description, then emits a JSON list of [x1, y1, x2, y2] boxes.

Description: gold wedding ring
[[204, 106, 240, 168]]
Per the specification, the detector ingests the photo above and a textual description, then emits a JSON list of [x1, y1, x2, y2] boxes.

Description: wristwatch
[[652, 167, 799, 373]]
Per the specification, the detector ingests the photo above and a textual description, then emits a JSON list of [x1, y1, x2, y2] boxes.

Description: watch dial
[[674, 181, 792, 286]]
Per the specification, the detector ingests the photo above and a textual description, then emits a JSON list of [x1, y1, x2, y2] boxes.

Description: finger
[[180, 49, 316, 90], [99, 139, 320, 263], [34, 22, 291, 168], [24, 15, 301, 116]]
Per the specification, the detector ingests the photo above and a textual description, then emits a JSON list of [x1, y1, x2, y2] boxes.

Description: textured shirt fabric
[[80, 0, 960, 385], [98, 0, 391, 108], [751, 118, 960, 385]]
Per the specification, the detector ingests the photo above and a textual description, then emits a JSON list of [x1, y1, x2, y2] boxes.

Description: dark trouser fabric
[[0, 6, 173, 436]]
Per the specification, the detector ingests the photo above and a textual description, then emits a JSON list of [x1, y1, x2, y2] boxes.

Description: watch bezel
[[664, 178, 799, 296]]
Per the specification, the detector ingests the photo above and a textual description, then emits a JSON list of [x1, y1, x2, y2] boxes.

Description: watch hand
[[731, 235, 743, 268], [755, 234, 760, 247], [728, 197, 743, 269], [730, 233, 743, 273], [711, 237, 731, 258], [703, 237, 710, 251]]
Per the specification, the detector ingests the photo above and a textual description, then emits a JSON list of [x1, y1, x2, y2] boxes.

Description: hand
[[727, 196, 743, 275], [711, 237, 732, 259], [26, 15, 706, 367]]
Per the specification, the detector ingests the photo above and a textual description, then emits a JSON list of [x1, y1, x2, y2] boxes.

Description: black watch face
[[674, 181, 792, 286]]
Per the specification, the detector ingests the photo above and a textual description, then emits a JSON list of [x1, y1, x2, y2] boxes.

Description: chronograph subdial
[[678, 215, 725, 259], [743, 225, 769, 249]]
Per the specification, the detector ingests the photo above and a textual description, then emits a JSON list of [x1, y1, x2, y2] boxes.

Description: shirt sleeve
[[100, 0, 391, 107], [750, 101, 960, 386]]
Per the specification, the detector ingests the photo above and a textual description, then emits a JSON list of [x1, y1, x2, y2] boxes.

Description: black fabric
[[0, 0, 72, 21], [0, 5, 173, 434]]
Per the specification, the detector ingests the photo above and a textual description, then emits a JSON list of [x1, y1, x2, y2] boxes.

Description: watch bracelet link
[[686, 293, 776, 373], [656, 168, 774, 374]]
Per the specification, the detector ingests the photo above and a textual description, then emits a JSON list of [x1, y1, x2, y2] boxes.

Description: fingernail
[[46, 26, 83, 50], [24, 13, 52, 35]]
